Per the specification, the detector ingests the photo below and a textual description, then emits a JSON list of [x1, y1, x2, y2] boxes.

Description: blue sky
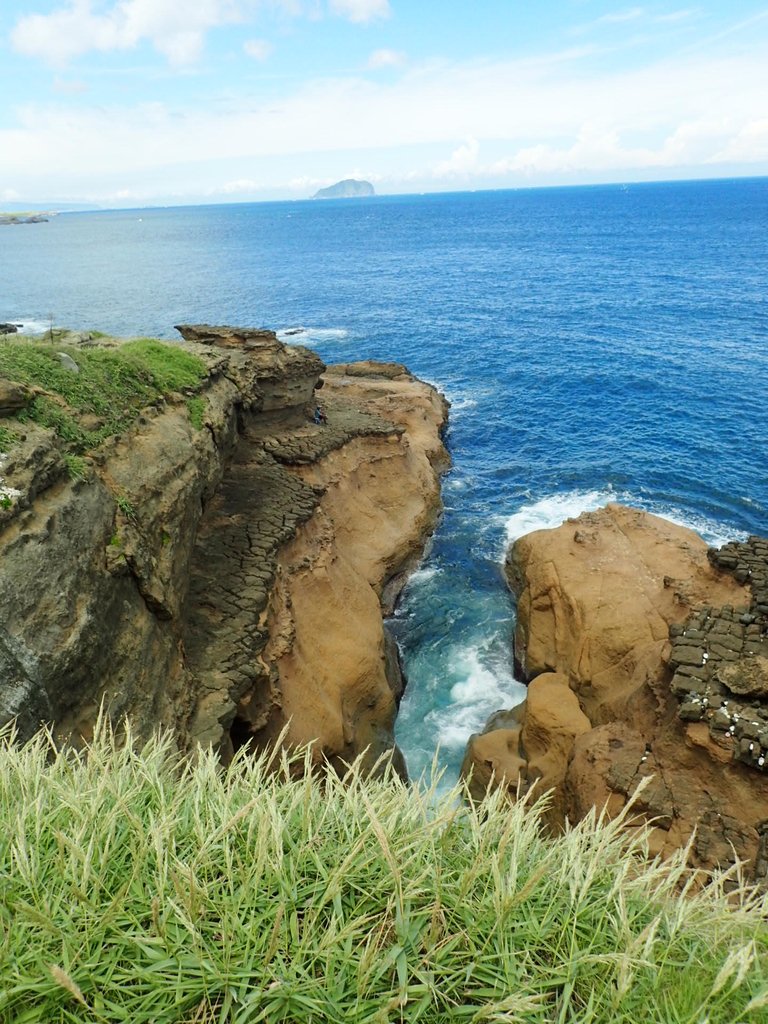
[[1, 1, 768, 206]]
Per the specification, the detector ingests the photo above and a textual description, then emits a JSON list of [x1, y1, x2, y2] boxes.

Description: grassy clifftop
[[1, 723, 767, 1023], [0, 336, 208, 458]]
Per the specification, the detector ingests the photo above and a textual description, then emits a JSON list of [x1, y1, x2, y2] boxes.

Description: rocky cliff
[[0, 326, 448, 774], [463, 504, 768, 877]]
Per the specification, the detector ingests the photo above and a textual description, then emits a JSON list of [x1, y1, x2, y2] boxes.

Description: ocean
[[2, 178, 767, 784]]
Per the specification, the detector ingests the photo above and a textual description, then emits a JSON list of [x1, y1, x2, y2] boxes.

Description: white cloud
[[434, 137, 480, 177], [11, 0, 392, 67], [285, 174, 326, 191], [709, 119, 768, 164], [596, 8, 646, 26], [488, 127, 659, 177], [328, 0, 390, 24], [11, 0, 244, 67], [243, 38, 272, 60], [52, 77, 89, 95], [209, 177, 263, 194], [482, 115, 763, 179], [656, 9, 699, 24], [367, 47, 405, 69], [574, 6, 700, 36], [3, 43, 768, 200]]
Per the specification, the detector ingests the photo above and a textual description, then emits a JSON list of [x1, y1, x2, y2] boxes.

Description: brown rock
[[233, 367, 449, 774], [461, 698, 528, 801], [522, 673, 592, 801], [471, 504, 768, 876], [462, 673, 591, 825], [716, 656, 768, 699], [0, 380, 32, 417], [506, 504, 745, 725]]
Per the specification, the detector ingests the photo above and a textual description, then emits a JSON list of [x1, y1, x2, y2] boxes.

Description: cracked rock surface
[[0, 328, 449, 777], [462, 503, 768, 878]]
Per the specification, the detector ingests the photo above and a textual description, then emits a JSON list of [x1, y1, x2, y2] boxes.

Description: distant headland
[[311, 179, 375, 200], [0, 212, 51, 225]]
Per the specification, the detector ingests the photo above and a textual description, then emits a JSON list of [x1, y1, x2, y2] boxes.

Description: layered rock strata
[[462, 504, 768, 876], [0, 326, 448, 774]]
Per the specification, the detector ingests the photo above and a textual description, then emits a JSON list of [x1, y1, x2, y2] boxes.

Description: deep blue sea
[[3, 179, 767, 784]]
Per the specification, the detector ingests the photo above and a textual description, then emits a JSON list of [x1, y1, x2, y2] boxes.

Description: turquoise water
[[2, 179, 767, 782]]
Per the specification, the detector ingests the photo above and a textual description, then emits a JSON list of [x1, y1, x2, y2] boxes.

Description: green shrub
[[0, 721, 766, 1023]]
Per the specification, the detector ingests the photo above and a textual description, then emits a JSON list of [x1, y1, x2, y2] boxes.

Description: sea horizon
[[10, 171, 768, 218]]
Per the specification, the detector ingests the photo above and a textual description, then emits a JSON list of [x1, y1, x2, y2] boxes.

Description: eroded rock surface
[[463, 504, 768, 876], [0, 327, 448, 775]]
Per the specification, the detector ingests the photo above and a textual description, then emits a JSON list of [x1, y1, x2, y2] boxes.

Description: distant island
[[311, 179, 375, 200]]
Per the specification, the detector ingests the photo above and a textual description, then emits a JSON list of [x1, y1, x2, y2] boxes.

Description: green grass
[[121, 340, 208, 393], [187, 396, 206, 430], [0, 338, 207, 454], [63, 454, 89, 481], [1, 722, 766, 1024], [0, 424, 18, 450], [115, 494, 137, 522]]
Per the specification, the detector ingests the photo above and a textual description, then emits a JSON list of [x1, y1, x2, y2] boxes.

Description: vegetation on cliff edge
[[1, 721, 767, 1023], [0, 337, 207, 454]]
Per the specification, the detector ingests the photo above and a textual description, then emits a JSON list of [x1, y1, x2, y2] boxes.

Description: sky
[[1, 0, 768, 207]]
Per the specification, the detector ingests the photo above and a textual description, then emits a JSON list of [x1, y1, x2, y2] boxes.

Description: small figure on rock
[[313, 405, 328, 426]]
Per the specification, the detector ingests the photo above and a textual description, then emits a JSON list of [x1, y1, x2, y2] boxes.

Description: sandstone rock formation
[[463, 504, 768, 876], [0, 326, 448, 775]]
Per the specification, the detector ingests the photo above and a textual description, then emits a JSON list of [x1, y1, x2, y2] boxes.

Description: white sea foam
[[445, 476, 469, 491], [276, 326, 349, 344], [449, 397, 478, 412], [406, 565, 441, 586], [429, 644, 524, 751], [504, 488, 621, 548], [647, 506, 746, 548], [502, 487, 746, 557], [5, 318, 49, 335]]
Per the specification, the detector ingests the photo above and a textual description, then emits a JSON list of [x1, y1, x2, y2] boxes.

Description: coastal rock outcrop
[[0, 326, 448, 774], [0, 214, 49, 226], [463, 504, 768, 876]]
